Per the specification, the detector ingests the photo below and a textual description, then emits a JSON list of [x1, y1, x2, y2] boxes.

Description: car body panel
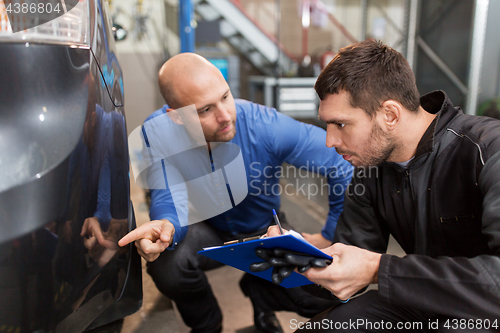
[[0, 1, 142, 332]]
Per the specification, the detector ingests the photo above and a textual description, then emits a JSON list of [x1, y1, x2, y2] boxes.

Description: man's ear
[[379, 100, 402, 131], [166, 108, 184, 125]]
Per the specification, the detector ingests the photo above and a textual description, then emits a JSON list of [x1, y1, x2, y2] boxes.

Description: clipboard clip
[[223, 235, 262, 245]]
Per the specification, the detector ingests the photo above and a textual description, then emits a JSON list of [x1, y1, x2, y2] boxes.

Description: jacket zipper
[[404, 169, 410, 192], [398, 165, 421, 253]]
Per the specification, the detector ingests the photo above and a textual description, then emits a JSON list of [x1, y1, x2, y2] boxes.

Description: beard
[[338, 123, 396, 167], [205, 119, 237, 142], [364, 123, 395, 166]]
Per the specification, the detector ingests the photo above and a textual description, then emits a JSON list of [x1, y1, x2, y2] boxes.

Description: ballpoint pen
[[272, 209, 284, 235]]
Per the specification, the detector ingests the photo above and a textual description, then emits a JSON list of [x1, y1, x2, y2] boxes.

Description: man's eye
[[337, 123, 345, 128], [223, 95, 228, 100]]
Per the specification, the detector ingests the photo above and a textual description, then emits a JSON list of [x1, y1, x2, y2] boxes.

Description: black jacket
[[334, 90, 500, 319]]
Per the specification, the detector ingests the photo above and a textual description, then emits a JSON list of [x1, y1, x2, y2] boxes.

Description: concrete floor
[[120, 166, 405, 333]]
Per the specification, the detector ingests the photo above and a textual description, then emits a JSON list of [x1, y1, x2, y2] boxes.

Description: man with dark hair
[[267, 40, 500, 331], [314, 41, 421, 117]]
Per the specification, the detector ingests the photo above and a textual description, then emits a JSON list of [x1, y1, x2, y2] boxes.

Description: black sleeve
[[333, 170, 390, 253], [301, 170, 389, 300], [378, 150, 500, 319]]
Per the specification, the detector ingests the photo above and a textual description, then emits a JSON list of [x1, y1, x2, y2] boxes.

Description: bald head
[[158, 53, 225, 109]]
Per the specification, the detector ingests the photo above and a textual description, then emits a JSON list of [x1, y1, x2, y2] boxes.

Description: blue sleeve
[[264, 109, 353, 241], [142, 118, 188, 249], [148, 162, 187, 249], [149, 188, 187, 249]]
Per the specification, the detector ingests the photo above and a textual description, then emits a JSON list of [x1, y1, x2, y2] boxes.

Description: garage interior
[[1, 0, 500, 332]]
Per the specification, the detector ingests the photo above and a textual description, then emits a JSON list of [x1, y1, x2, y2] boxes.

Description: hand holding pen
[[251, 209, 332, 285], [262, 210, 288, 238]]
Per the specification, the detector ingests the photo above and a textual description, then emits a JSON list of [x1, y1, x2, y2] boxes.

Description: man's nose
[[216, 105, 232, 123], [326, 128, 341, 148]]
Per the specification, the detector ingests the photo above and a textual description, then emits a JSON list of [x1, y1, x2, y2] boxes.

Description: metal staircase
[[193, 0, 297, 76]]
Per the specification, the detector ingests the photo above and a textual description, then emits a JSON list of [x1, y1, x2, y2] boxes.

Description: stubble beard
[[357, 123, 395, 167], [206, 119, 237, 143]]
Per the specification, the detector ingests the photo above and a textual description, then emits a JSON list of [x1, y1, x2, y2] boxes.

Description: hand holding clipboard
[[198, 216, 332, 288]]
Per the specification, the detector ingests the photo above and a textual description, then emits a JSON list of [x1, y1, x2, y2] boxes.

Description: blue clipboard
[[198, 232, 332, 288]]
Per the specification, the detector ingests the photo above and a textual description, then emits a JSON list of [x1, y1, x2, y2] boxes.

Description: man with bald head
[[119, 53, 353, 333], [157, 53, 238, 144]]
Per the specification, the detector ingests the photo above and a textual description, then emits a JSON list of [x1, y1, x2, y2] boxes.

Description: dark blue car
[[0, 1, 142, 332]]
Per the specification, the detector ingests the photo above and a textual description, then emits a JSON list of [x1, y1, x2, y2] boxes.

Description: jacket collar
[[414, 90, 460, 158], [381, 90, 460, 169]]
